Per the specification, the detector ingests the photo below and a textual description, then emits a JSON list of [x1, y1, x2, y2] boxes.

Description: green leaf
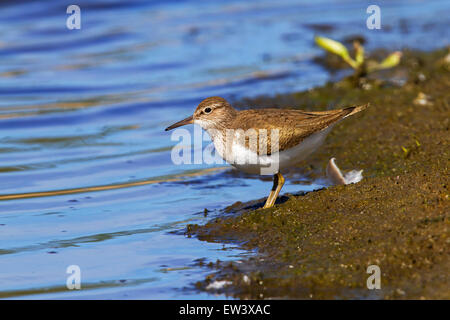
[[369, 51, 402, 72], [378, 51, 402, 69], [315, 36, 358, 69], [354, 41, 365, 67]]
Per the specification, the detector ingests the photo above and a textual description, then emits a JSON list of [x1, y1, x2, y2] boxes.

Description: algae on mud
[[186, 48, 450, 299]]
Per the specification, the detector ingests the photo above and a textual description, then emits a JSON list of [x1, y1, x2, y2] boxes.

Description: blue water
[[0, 0, 448, 299]]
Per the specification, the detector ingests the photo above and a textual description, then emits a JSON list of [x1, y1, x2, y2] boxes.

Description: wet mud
[[187, 48, 450, 299]]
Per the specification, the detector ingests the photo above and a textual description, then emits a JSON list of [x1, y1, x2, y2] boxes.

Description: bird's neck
[[204, 108, 239, 159]]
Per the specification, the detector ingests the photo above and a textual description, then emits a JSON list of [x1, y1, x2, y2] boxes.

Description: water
[[0, 0, 448, 299]]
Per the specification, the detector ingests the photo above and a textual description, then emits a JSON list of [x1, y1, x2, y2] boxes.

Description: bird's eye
[[204, 107, 212, 114]]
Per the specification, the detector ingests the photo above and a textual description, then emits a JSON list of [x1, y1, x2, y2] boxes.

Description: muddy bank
[[187, 48, 449, 299]]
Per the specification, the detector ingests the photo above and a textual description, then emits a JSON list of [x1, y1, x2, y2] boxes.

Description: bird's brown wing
[[231, 105, 367, 154]]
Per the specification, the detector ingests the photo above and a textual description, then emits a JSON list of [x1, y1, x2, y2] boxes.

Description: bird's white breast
[[205, 125, 333, 175]]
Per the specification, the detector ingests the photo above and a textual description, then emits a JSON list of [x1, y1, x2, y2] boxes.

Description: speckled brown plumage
[[230, 106, 367, 154]]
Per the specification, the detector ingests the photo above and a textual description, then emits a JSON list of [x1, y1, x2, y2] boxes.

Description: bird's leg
[[263, 174, 277, 209], [263, 172, 285, 209], [272, 172, 285, 206]]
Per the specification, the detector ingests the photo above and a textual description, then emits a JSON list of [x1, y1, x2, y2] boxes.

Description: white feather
[[326, 157, 363, 185]]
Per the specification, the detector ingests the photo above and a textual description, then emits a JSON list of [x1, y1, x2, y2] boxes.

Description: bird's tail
[[343, 103, 370, 118]]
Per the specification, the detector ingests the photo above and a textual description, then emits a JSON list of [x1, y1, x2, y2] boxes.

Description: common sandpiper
[[166, 96, 368, 208]]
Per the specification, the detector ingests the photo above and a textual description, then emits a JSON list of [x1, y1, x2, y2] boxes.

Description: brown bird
[[166, 96, 368, 208]]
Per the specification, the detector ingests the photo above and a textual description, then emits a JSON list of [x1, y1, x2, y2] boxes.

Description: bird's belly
[[227, 127, 332, 175]]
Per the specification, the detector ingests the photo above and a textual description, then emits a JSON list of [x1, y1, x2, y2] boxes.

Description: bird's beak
[[165, 115, 193, 131]]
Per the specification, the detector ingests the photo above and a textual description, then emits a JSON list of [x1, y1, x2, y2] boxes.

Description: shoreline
[[187, 47, 449, 299]]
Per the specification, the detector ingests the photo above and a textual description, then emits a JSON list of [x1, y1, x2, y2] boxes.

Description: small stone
[[396, 288, 406, 295], [413, 92, 432, 106]]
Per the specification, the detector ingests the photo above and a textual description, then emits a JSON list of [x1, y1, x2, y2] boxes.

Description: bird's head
[[165, 96, 237, 131]]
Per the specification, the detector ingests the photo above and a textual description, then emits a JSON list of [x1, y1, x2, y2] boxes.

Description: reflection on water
[[0, 0, 448, 299], [0, 167, 226, 201]]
